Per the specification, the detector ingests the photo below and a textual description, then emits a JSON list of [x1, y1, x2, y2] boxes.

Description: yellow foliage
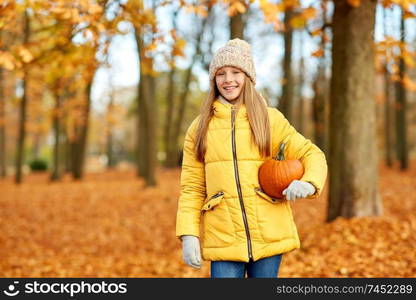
[[228, 1, 247, 16], [403, 10, 416, 18], [312, 48, 324, 58], [88, 3, 103, 15], [347, 0, 361, 7], [18, 46, 34, 63], [259, 0, 284, 26], [402, 51, 416, 67], [195, 5, 209, 17], [145, 43, 157, 53], [311, 29, 322, 37], [171, 35, 186, 58], [374, 55, 385, 73], [290, 8, 315, 29], [142, 10, 157, 27], [390, 73, 400, 82], [386, 0, 416, 10], [402, 75, 416, 91], [0, 51, 16, 70], [302, 7, 316, 19], [283, 0, 300, 9], [381, 0, 392, 7], [140, 58, 157, 76], [183, 5, 208, 18], [390, 61, 400, 73], [290, 16, 305, 29]]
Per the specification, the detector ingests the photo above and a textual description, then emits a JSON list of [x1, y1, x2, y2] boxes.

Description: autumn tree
[[0, 2, 17, 177], [394, 9, 409, 170], [163, 7, 180, 168], [295, 30, 305, 134], [311, 0, 329, 154], [327, 0, 382, 220], [381, 7, 394, 167], [15, 9, 31, 184], [229, 0, 248, 38], [0, 0, 119, 182], [278, 0, 296, 122], [106, 74, 117, 169], [69, 1, 118, 179], [121, 0, 161, 186], [164, 2, 211, 168]]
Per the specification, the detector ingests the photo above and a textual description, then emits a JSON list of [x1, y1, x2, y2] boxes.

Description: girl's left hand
[[282, 180, 316, 201]]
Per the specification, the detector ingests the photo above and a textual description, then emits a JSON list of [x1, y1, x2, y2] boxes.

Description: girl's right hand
[[181, 235, 202, 269]]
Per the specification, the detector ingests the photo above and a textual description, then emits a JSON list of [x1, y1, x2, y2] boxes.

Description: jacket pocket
[[254, 187, 282, 203], [254, 188, 296, 243], [201, 191, 235, 248], [202, 191, 224, 211]]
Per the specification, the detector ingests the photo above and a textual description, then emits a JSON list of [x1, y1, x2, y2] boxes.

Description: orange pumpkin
[[258, 143, 304, 199]]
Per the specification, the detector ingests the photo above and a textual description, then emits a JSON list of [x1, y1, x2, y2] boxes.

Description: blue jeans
[[210, 254, 283, 278]]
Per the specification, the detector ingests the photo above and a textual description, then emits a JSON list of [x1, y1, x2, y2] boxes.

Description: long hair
[[194, 75, 271, 162]]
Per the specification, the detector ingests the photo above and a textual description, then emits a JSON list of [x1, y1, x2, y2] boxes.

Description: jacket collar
[[212, 96, 248, 119]]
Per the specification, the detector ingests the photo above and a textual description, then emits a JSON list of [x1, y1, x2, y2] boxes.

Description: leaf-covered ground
[[0, 162, 415, 277]]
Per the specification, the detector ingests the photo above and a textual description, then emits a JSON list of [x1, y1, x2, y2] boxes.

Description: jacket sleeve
[[175, 117, 206, 239], [271, 109, 328, 198]]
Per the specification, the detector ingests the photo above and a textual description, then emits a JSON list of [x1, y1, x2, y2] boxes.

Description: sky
[[90, 1, 415, 112]]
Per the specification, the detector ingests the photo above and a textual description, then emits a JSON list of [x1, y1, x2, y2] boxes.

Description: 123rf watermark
[[3, 280, 127, 297], [276, 284, 414, 295]]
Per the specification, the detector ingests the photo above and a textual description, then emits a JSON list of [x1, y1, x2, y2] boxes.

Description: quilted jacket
[[176, 98, 328, 262]]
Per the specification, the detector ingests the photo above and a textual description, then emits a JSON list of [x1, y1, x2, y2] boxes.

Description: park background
[[0, 0, 415, 277]]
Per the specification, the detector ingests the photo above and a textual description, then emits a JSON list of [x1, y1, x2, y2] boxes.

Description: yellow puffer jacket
[[176, 99, 327, 262]]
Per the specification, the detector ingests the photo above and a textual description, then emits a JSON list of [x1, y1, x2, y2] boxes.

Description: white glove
[[181, 235, 201, 269], [282, 180, 316, 201]]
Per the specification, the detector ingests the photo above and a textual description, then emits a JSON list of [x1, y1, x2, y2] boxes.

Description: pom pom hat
[[209, 38, 256, 85]]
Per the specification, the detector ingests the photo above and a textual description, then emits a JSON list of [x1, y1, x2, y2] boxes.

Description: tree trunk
[[297, 31, 305, 134], [135, 31, 156, 186], [50, 85, 62, 181], [166, 9, 211, 168], [230, 12, 244, 39], [106, 93, 115, 168], [201, 15, 216, 72], [312, 71, 327, 153], [0, 63, 6, 177], [395, 10, 408, 170], [64, 130, 72, 174], [383, 7, 393, 168], [0, 29, 6, 177], [163, 9, 179, 168], [15, 10, 30, 184], [137, 63, 146, 177], [384, 65, 394, 167], [327, 0, 382, 221], [279, 7, 295, 122], [163, 66, 176, 167], [312, 0, 329, 154], [72, 81, 92, 179], [15, 71, 28, 184], [146, 76, 157, 185]]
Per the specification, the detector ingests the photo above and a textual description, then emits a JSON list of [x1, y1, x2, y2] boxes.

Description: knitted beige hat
[[209, 38, 256, 85]]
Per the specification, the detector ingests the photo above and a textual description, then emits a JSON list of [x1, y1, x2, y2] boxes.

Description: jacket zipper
[[231, 106, 253, 260], [211, 191, 224, 199]]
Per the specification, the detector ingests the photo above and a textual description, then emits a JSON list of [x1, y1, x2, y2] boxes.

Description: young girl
[[176, 38, 327, 278]]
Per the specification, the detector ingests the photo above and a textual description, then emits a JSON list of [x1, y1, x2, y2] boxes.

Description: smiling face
[[215, 66, 245, 102]]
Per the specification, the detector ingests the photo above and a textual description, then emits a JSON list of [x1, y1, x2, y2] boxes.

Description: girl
[[176, 38, 327, 278]]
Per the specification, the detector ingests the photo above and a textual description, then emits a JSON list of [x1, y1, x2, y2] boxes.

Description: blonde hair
[[194, 75, 271, 162]]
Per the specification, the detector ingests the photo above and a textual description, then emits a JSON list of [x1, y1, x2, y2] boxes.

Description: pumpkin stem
[[275, 143, 286, 160]]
